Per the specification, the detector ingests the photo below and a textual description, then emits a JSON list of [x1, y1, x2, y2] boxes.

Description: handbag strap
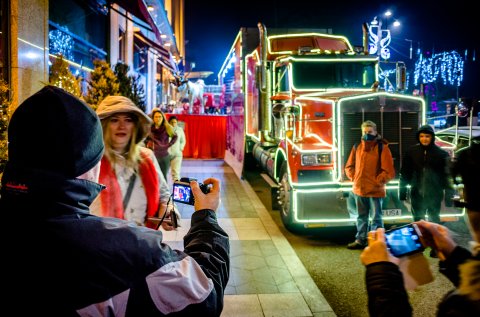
[[123, 174, 137, 210]]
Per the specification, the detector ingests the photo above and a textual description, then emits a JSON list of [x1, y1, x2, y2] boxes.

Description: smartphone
[[384, 223, 425, 257], [173, 181, 195, 205]]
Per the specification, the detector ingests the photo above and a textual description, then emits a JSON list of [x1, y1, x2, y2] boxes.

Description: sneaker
[[429, 249, 438, 258], [347, 241, 366, 250]]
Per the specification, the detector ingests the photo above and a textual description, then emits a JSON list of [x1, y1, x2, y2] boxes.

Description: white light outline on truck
[[243, 50, 263, 140], [282, 56, 380, 92], [290, 187, 465, 224], [267, 33, 354, 55]]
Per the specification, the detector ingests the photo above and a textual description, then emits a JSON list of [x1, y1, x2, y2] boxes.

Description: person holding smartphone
[[360, 143, 480, 316]]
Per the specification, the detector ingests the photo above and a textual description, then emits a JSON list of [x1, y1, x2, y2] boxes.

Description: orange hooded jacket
[[345, 138, 395, 198]]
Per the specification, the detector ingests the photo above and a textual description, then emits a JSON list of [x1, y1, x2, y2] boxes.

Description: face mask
[[362, 134, 376, 141]]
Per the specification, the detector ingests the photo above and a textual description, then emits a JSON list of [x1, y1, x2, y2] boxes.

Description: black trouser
[[411, 189, 442, 223]]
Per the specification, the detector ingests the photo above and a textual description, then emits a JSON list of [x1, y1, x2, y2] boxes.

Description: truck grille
[[340, 95, 423, 180]]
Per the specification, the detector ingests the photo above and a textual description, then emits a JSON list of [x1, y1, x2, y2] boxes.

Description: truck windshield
[[291, 60, 377, 89]]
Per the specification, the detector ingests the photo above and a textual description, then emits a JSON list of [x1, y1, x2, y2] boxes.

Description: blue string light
[[413, 51, 464, 87], [49, 27, 74, 61]]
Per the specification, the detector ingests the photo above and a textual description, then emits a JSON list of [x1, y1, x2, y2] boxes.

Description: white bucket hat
[[96, 96, 152, 143]]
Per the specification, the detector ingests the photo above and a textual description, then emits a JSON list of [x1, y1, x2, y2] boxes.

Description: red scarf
[[98, 149, 160, 228]]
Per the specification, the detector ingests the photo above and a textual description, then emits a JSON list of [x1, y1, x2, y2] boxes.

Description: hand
[[414, 220, 457, 260], [360, 228, 400, 266], [191, 178, 220, 212]]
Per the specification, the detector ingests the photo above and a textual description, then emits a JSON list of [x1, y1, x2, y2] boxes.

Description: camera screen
[[385, 224, 424, 257], [173, 183, 193, 204]]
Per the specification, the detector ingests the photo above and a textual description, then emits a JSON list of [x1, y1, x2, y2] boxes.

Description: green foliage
[[114, 62, 146, 111], [49, 55, 82, 97], [0, 79, 12, 175], [84, 59, 119, 109]]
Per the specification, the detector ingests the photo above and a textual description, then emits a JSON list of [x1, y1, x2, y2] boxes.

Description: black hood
[[416, 124, 435, 143]]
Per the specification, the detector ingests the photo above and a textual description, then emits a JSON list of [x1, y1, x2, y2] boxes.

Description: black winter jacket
[[365, 247, 480, 316], [0, 164, 230, 316], [399, 127, 450, 202]]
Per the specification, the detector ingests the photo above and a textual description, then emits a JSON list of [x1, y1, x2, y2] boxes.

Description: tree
[[114, 62, 146, 111], [0, 79, 12, 175], [49, 55, 82, 97], [84, 59, 119, 109]]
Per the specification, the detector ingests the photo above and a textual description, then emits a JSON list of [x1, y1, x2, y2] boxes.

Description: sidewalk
[[162, 159, 336, 317]]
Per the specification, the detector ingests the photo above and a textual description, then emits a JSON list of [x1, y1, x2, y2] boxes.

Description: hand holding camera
[[173, 177, 220, 212]]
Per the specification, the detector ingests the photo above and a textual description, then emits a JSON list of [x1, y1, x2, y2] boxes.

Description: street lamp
[[368, 10, 400, 60]]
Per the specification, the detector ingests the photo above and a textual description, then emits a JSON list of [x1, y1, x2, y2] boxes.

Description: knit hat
[[96, 96, 152, 143], [7, 85, 104, 178]]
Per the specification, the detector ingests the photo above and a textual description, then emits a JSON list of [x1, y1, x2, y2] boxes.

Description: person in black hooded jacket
[[0, 86, 229, 316], [399, 124, 452, 225]]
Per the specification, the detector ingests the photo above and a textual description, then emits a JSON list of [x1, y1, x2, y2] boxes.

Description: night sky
[[184, 0, 479, 97]]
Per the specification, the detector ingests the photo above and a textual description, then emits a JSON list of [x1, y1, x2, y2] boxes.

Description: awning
[[111, 0, 161, 40], [134, 30, 177, 73]]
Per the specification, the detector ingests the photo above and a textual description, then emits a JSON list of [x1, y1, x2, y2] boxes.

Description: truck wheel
[[279, 163, 300, 232]]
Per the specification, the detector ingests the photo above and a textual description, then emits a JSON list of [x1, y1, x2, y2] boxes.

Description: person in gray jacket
[[0, 86, 230, 316]]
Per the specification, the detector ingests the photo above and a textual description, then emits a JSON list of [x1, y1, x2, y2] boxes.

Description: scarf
[[98, 149, 160, 228]]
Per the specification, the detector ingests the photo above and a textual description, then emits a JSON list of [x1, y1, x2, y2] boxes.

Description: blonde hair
[[101, 115, 142, 171], [151, 108, 175, 137], [361, 120, 377, 131]]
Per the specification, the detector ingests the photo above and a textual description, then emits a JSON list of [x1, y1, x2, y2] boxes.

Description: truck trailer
[[219, 23, 464, 232]]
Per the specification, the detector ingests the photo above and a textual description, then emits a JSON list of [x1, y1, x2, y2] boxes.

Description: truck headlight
[[301, 153, 331, 166]]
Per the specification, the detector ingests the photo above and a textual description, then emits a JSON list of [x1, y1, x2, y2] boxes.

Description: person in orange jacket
[[345, 120, 395, 249]]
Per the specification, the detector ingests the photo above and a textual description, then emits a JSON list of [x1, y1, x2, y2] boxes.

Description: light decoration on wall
[[413, 50, 464, 87], [49, 27, 74, 61]]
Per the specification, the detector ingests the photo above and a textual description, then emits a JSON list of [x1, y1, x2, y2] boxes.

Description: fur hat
[[7, 86, 104, 178], [96, 96, 152, 143]]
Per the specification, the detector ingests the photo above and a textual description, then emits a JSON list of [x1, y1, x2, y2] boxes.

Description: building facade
[[1, 0, 184, 113]]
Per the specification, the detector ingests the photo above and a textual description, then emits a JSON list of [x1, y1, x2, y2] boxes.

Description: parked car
[[435, 126, 480, 159]]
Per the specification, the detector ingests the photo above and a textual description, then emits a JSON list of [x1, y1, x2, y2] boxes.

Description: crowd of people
[[0, 86, 478, 316]]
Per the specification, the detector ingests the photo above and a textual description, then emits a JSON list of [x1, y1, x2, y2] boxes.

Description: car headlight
[[301, 153, 332, 166]]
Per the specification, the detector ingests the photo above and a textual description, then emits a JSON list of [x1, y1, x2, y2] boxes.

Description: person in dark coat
[[0, 86, 230, 316], [399, 124, 451, 224], [360, 142, 480, 317]]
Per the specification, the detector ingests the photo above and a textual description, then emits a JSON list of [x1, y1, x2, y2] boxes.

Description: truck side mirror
[[396, 62, 406, 91]]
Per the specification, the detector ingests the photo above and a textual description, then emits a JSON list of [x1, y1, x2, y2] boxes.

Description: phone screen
[[173, 182, 194, 205], [385, 223, 424, 257]]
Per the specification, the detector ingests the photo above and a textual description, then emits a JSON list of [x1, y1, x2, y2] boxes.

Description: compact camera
[[384, 223, 425, 257], [172, 177, 210, 205]]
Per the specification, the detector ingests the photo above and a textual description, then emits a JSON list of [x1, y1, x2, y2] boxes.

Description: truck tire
[[279, 162, 301, 232]]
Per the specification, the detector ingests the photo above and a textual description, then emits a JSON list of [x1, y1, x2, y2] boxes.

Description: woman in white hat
[[91, 96, 175, 229]]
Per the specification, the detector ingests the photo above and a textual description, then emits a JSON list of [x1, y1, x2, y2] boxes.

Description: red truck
[[220, 23, 464, 232]]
